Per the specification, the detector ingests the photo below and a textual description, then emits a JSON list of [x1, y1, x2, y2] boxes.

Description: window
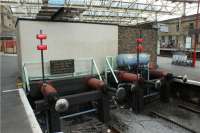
[[161, 36, 165, 43], [176, 23, 179, 32], [169, 35, 172, 41], [189, 23, 194, 30]]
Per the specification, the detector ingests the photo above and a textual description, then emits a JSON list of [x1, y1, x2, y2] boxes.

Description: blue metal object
[[48, 0, 65, 5], [117, 53, 150, 67]]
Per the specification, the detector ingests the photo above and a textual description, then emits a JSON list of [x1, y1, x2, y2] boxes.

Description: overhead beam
[[12, 10, 38, 14], [35, 15, 144, 24], [168, 0, 199, 3], [39, 7, 85, 13], [37, 13, 146, 20], [13, 14, 36, 18], [41, 1, 172, 14], [0, 1, 43, 6], [80, 18, 141, 24], [83, 14, 147, 20], [127, 0, 138, 10], [67, 4, 171, 14]]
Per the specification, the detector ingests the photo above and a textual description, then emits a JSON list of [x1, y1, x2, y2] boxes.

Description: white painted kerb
[[19, 88, 43, 133]]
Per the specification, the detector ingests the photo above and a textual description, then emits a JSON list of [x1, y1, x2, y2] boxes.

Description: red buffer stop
[[36, 34, 47, 40], [135, 38, 144, 43], [37, 44, 47, 50]]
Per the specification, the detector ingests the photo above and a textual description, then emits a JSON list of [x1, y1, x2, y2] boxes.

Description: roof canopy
[[1, 0, 199, 25]]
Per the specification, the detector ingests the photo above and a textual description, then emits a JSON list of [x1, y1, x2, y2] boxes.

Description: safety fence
[[22, 58, 102, 92]]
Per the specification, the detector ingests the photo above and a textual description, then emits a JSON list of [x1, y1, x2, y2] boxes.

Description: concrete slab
[[1, 55, 42, 133], [1, 55, 18, 91], [2, 90, 33, 133]]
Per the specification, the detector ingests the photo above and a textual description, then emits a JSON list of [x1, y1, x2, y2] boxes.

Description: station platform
[[2, 89, 42, 133], [157, 56, 200, 82], [1, 55, 42, 133]]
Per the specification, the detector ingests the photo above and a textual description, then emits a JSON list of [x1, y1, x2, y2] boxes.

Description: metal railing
[[92, 59, 102, 81], [23, 64, 31, 92], [105, 56, 119, 84], [22, 58, 102, 92]]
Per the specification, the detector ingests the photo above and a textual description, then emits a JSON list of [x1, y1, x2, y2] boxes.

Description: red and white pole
[[36, 30, 47, 82], [192, 0, 200, 67]]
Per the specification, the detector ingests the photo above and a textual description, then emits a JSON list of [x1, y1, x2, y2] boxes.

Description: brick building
[[118, 26, 157, 65], [158, 14, 200, 50], [0, 5, 16, 53]]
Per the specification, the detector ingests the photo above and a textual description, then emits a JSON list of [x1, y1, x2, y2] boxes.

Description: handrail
[[22, 58, 93, 65], [23, 64, 30, 92], [92, 59, 102, 81], [22, 58, 102, 82], [106, 57, 119, 84]]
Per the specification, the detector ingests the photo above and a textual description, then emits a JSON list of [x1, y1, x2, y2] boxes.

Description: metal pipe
[[87, 78, 105, 90], [143, 92, 159, 98], [40, 30, 46, 83], [60, 108, 97, 119], [118, 71, 138, 82]]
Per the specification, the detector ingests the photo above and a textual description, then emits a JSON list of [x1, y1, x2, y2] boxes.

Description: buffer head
[[55, 98, 69, 113]]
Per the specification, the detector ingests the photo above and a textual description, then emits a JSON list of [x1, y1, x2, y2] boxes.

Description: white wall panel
[[17, 20, 118, 76]]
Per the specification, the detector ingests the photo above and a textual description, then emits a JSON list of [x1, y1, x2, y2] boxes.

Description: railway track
[[178, 104, 200, 114], [150, 111, 198, 133]]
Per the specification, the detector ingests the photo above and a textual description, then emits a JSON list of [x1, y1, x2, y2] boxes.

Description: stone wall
[[118, 26, 157, 65]]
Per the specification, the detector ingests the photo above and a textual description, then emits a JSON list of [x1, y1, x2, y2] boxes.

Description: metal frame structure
[[22, 57, 102, 92], [35, 88, 110, 133], [1, 0, 199, 25], [104, 55, 150, 84], [105, 56, 119, 84]]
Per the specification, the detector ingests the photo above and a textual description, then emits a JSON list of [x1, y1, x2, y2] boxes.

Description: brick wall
[[118, 26, 157, 65]]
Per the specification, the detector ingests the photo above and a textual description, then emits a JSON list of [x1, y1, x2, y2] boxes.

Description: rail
[[92, 59, 102, 80], [22, 58, 102, 92], [105, 56, 119, 84]]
